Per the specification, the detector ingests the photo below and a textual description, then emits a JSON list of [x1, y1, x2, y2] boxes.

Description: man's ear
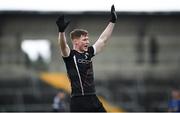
[[73, 39, 79, 45]]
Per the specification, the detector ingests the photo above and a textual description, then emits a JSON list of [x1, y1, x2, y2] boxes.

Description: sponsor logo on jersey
[[77, 59, 91, 64]]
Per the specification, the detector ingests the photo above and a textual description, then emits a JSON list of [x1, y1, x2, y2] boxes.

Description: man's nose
[[86, 40, 90, 44]]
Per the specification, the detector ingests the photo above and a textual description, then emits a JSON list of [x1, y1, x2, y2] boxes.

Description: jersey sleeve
[[62, 50, 73, 60], [88, 46, 96, 58]]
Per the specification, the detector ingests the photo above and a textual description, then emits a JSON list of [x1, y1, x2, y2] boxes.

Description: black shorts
[[70, 95, 106, 112]]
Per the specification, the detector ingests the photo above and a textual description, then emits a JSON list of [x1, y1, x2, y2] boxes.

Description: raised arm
[[93, 5, 117, 54], [56, 15, 70, 57]]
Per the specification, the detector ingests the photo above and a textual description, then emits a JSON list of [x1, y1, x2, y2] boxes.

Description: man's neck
[[73, 47, 84, 53]]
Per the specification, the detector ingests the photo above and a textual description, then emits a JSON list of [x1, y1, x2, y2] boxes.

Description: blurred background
[[0, 0, 180, 112]]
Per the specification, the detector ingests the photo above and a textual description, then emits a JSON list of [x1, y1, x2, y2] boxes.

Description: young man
[[56, 5, 117, 112]]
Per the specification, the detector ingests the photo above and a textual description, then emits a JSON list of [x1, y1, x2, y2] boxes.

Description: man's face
[[75, 35, 90, 52]]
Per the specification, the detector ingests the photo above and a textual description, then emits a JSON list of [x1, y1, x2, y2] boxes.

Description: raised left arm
[[93, 5, 117, 54]]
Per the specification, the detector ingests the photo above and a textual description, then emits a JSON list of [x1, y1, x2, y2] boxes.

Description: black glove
[[56, 15, 70, 32], [109, 5, 117, 23]]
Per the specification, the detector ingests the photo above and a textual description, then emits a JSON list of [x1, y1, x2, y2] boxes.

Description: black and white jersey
[[63, 46, 96, 96]]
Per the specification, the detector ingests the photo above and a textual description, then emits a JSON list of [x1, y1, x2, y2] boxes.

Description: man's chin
[[84, 48, 88, 51]]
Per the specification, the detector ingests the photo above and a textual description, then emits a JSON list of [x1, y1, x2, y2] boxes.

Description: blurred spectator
[[52, 92, 66, 112], [149, 35, 159, 65], [168, 88, 180, 112], [24, 52, 31, 68]]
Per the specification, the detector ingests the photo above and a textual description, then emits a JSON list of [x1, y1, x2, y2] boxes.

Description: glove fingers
[[110, 5, 117, 23], [56, 15, 64, 24], [65, 21, 70, 27], [111, 5, 115, 13], [58, 15, 64, 20]]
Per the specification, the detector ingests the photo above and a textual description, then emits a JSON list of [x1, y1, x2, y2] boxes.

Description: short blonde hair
[[70, 29, 88, 40]]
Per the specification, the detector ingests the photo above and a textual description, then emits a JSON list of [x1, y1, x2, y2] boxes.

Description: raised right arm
[[58, 32, 70, 57], [56, 15, 70, 57]]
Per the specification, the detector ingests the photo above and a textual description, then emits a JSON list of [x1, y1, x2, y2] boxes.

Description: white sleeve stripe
[[92, 45, 96, 55]]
